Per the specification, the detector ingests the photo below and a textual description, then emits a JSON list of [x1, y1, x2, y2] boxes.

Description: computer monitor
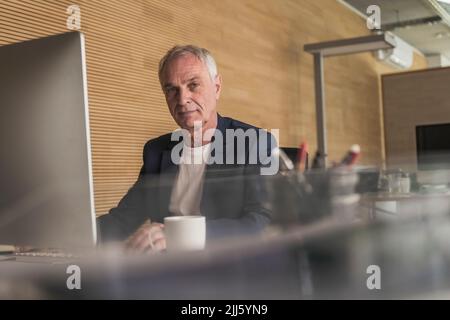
[[416, 123, 450, 171], [0, 32, 96, 250]]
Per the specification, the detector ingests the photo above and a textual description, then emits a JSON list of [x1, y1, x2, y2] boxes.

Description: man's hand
[[125, 220, 166, 253]]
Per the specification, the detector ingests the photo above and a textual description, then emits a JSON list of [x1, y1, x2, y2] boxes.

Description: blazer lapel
[[158, 142, 179, 218]]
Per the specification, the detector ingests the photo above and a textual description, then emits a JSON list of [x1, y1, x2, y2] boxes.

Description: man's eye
[[189, 83, 199, 90], [165, 87, 177, 95]]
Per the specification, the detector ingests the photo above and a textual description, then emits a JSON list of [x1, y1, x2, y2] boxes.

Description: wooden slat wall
[[0, 0, 427, 216], [382, 67, 450, 172]]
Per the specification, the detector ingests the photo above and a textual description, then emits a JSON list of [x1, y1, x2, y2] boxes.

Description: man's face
[[161, 53, 222, 131]]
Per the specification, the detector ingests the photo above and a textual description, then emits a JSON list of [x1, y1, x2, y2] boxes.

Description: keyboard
[[6, 250, 79, 264], [13, 251, 76, 259]]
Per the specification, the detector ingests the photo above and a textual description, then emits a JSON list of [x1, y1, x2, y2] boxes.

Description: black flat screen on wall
[[416, 123, 450, 170]]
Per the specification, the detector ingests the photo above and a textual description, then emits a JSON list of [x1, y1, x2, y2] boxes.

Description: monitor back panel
[[0, 32, 96, 249]]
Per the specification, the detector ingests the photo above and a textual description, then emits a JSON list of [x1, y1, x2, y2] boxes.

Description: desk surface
[[0, 218, 363, 299], [3, 211, 450, 299], [361, 191, 450, 201]]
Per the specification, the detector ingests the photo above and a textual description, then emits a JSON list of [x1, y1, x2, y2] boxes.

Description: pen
[[296, 142, 308, 172], [340, 144, 361, 166]]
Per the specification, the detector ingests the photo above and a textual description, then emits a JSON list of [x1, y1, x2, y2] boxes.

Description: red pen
[[296, 142, 308, 172]]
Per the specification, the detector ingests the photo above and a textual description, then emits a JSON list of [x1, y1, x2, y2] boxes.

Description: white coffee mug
[[164, 216, 206, 252]]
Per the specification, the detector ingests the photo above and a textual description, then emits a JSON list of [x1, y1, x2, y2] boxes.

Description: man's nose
[[177, 87, 191, 106]]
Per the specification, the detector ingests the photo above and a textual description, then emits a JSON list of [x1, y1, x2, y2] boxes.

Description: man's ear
[[214, 74, 222, 100]]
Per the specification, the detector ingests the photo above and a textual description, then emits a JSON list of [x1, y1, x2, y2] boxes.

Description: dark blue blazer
[[97, 114, 274, 242]]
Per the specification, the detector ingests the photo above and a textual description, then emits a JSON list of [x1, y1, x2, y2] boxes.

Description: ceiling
[[340, 0, 450, 64]]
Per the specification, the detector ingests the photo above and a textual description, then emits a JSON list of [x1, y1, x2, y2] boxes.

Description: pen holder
[[303, 167, 360, 223], [267, 167, 360, 227]]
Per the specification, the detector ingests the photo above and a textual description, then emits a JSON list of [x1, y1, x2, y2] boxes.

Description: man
[[97, 45, 275, 252]]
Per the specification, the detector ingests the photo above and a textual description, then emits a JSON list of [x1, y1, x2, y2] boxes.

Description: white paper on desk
[[375, 201, 398, 220], [0, 245, 15, 253]]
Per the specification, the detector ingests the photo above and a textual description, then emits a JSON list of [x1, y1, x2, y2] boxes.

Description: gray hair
[[158, 45, 218, 84]]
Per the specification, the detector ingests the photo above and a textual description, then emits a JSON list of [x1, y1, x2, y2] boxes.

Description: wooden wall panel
[[382, 67, 450, 174], [0, 0, 426, 215]]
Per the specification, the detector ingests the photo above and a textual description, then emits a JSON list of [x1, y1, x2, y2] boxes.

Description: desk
[[360, 192, 450, 221], [3, 211, 450, 299], [0, 218, 357, 299]]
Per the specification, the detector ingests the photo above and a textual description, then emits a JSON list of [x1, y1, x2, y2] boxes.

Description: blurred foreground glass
[[266, 166, 361, 227]]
